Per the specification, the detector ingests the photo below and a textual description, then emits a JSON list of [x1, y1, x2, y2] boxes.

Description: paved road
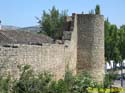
[[113, 80, 125, 88]]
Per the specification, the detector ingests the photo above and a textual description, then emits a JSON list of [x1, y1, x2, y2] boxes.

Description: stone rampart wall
[[0, 14, 104, 82], [0, 14, 77, 79]]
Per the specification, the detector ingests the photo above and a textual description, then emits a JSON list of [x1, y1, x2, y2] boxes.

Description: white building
[[106, 60, 125, 70]]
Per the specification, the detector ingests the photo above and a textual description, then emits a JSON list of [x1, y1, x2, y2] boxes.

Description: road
[[113, 80, 125, 88]]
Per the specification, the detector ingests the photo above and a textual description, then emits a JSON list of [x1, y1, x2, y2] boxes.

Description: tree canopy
[[105, 19, 125, 68], [38, 6, 67, 39], [95, 5, 100, 15]]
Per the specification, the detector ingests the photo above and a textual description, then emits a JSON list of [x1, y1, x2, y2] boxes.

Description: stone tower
[[77, 14, 105, 82]]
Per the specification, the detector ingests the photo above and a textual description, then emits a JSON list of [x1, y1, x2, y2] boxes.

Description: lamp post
[[121, 61, 123, 87]]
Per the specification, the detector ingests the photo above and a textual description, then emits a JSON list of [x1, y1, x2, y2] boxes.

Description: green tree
[[95, 5, 100, 15], [118, 25, 125, 60], [89, 9, 94, 14], [116, 25, 125, 86], [38, 6, 67, 39], [105, 18, 111, 63], [104, 19, 121, 69]]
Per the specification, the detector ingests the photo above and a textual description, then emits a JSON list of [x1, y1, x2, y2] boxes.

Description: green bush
[[0, 75, 11, 93], [13, 65, 53, 93], [104, 72, 118, 88], [0, 65, 116, 93]]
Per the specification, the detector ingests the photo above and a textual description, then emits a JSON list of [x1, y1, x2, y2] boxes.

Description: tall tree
[[105, 18, 111, 63], [105, 19, 121, 68], [118, 25, 125, 61], [38, 6, 67, 39], [95, 5, 100, 15]]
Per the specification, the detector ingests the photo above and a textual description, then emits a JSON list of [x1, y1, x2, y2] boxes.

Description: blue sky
[[0, 0, 124, 27]]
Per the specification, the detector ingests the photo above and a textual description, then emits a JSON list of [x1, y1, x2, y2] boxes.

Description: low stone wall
[[0, 44, 70, 79]]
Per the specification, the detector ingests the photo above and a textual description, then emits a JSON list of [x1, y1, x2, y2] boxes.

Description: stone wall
[[0, 44, 67, 79], [77, 14, 104, 82], [0, 14, 77, 80], [0, 14, 104, 82]]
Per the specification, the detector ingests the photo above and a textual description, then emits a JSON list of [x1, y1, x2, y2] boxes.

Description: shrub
[[13, 65, 53, 93], [0, 65, 118, 93], [0, 75, 11, 93]]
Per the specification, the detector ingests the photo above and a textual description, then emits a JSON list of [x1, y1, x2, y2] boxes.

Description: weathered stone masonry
[[0, 14, 104, 82], [77, 14, 104, 82]]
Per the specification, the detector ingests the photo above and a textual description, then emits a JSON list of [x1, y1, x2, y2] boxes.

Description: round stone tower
[[77, 14, 104, 82]]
